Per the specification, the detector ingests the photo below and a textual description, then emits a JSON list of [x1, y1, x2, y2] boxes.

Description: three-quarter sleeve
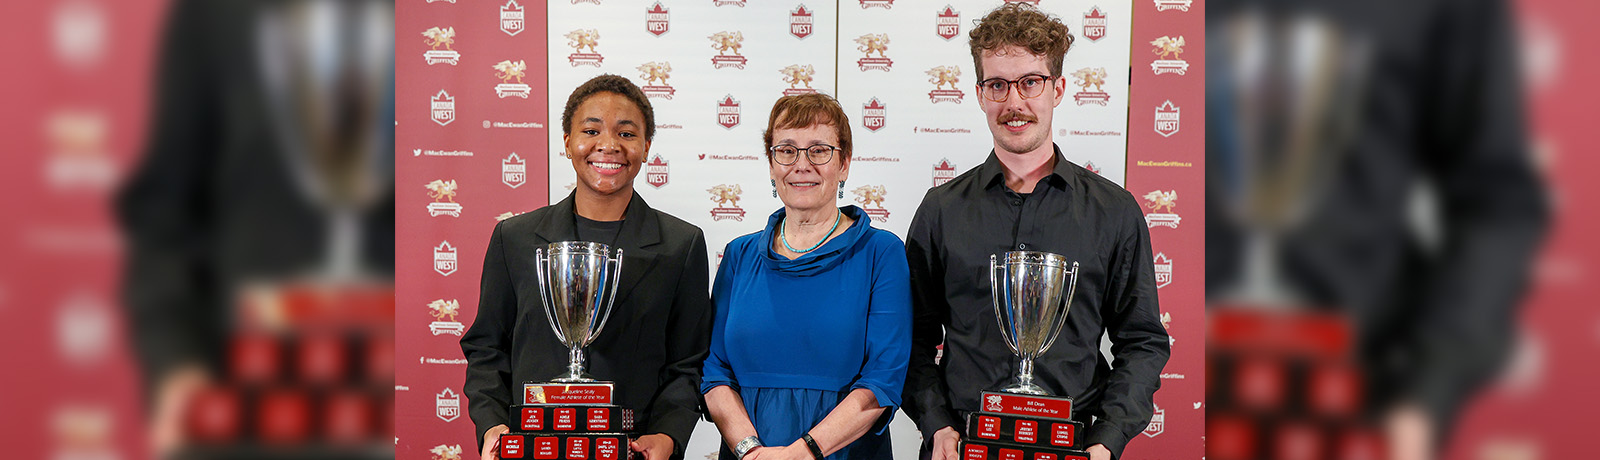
[[849, 235, 913, 433], [699, 240, 741, 394]]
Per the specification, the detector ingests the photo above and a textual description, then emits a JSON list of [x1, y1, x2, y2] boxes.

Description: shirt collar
[[979, 143, 1079, 193]]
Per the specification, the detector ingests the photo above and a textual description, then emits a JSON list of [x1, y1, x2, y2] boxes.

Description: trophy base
[[524, 381, 615, 405], [966, 412, 1083, 448], [512, 404, 639, 432], [499, 432, 632, 460]]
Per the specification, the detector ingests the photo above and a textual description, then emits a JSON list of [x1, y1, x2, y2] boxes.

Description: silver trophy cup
[[534, 241, 624, 382], [990, 251, 1080, 395]]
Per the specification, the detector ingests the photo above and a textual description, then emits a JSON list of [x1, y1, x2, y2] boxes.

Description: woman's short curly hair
[[968, 3, 1075, 81], [762, 93, 853, 163], [561, 74, 656, 141]]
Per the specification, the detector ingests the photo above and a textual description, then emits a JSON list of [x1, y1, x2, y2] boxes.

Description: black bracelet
[[801, 433, 824, 460]]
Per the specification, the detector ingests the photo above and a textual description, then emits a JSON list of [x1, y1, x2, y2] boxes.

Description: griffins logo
[[862, 98, 887, 132], [645, 3, 669, 36], [1155, 100, 1181, 137], [859, 0, 893, 9], [1141, 190, 1181, 228], [854, 34, 893, 71], [716, 0, 746, 6], [499, 0, 525, 36], [434, 241, 459, 276], [935, 6, 960, 41], [708, 184, 746, 221], [422, 27, 459, 65], [427, 299, 466, 336], [779, 64, 818, 96], [646, 154, 670, 189], [637, 62, 676, 99], [709, 31, 747, 69], [565, 29, 604, 67], [430, 445, 464, 460], [431, 90, 456, 126], [1082, 7, 1108, 42], [503, 153, 527, 188], [425, 179, 462, 217], [492, 60, 532, 99], [932, 158, 957, 187], [1155, 0, 1193, 12], [984, 394, 1003, 412], [1153, 252, 1172, 288], [852, 185, 890, 223], [717, 95, 741, 129], [1150, 36, 1190, 75], [436, 387, 461, 422], [1143, 403, 1165, 437], [1071, 67, 1111, 106], [926, 66, 964, 104], [790, 5, 813, 39]]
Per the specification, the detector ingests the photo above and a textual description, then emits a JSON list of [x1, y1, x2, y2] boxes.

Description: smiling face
[[566, 91, 650, 200], [978, 46, 1067, 158], [769, 122, 850, 213]]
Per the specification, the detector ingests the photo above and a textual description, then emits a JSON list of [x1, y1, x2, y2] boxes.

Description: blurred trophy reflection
[[1213, 11, 1371, 307]]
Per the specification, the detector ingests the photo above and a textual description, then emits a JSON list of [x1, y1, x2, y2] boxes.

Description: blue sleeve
[[850, 233, 913, 434], [700, 239, 741, 394]]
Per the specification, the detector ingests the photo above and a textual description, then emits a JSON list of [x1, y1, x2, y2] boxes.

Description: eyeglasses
[[769, 143, 840, 166], [977, 75, 1057, 102]]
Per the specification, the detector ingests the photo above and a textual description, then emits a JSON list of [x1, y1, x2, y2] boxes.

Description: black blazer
[[461, 192, 713, 458]]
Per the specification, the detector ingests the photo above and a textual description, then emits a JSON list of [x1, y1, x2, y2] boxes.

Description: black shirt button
[[1018, 243, 1029, 250], [1011, 200, 1022, 206]]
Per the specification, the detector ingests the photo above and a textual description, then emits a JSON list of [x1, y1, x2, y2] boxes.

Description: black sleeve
[[1080, 204, 1171, 459], [1404, 0, 1548, 430], [115, 0, 223, 393], [645, 229, 715, 460], [902, 191, 958, 443], [462, 222, 517, 449]]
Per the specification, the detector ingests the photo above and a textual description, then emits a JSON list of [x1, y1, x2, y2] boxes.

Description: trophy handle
[[587, 248, 623, 345], [1040, 261, 1080, 353], [535, 248, 565, 341], [990, 254, 1021, 355]]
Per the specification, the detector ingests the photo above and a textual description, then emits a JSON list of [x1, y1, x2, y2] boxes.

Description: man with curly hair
[[903, 4, 1169, 460]]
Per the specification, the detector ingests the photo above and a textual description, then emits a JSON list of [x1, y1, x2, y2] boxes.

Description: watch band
[[801, 433, 824, 460], [733, 435, 763, 460]]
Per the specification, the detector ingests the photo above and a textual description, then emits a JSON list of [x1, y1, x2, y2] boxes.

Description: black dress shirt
[[903, 147, 1170, 459], [461, 193, 713, 459]]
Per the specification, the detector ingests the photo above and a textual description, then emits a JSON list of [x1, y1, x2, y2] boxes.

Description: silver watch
[[733, 436, 764, 460]]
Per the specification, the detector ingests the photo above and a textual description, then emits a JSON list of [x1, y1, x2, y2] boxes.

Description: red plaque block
[[230, 333, 280, 384], [185, 385, 243, 442], [257, 389, 312, 444], [979, 391, 1073, 420], [959, 439, 1087, 460], [522, 407, 545, 431], [965, 412, 1083, 449], [501, 435, 526, 459], [595, 437, 622, 460], [554, 408, 577, 431], [534, 436, 560, 459], [525, 382, 615, 405], [323, 389, 373, 443], [297, 332, 347, 384]]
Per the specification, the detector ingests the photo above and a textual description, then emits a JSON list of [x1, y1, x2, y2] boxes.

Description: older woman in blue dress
[[701, 93, 911, 460]]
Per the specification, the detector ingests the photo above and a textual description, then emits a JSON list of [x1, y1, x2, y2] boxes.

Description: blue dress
[[701, 206, 912, 460]]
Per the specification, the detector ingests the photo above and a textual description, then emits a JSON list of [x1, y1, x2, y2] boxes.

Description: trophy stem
[[554, 345, 592, 382], [999, 357, 1048, 395]]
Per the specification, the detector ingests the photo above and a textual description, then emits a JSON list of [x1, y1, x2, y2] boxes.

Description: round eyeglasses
[[769, 143, 839, 166], [977, 75, 1057, 102]]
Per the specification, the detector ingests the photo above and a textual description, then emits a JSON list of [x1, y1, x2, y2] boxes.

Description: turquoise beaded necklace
[[780, 210, 841, 254]]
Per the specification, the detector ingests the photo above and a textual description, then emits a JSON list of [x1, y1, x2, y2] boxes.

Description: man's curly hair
[[968, 3, 1075, 81], [561, 74, 656, 141]]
